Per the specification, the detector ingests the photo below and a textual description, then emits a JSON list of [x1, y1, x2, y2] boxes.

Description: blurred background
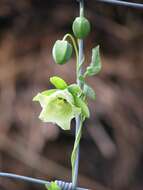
[[0, 0, 143, 190]]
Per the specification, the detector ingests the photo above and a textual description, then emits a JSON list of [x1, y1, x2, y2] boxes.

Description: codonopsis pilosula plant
[[0, 0, 142, 189], [33, 0, 102, 189]]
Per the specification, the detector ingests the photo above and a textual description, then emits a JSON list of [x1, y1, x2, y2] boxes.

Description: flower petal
[[34, 89, 81, 130], [39, 97, 80, 130]]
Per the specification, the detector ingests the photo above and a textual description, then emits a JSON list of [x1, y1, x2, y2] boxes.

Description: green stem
[[71, 117, 83, 180], [72, 0, 85, 188], [63, 33, 79, 66], [63, 33, 82, 88]]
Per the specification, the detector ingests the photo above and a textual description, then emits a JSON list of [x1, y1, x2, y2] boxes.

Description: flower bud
[[52, 40, 73, 65], [72, 16, 91, 39]]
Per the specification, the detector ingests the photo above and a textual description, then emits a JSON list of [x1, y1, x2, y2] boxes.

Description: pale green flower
[[33, 89, 81, 130]]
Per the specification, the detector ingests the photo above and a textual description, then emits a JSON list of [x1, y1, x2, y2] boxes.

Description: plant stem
[[62, 33, 79, 66], [72, 0, 84, 188]]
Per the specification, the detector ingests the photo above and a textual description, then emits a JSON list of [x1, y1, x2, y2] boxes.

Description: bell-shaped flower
[[33, 89, 81, 130]]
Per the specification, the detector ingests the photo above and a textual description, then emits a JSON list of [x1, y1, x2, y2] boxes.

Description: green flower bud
[[72, 16, 91, 39], [52, 40, 73, 65]]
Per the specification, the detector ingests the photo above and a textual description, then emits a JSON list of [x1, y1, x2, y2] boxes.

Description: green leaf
[[83, 84, 96, 100], [67, 84, 82, 96], [45, 182, 61, 190], [50, 76, 68, 90], [74, 96, 90, 118], [84, 45, 102, 77]]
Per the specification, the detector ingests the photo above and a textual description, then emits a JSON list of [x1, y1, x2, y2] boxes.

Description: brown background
[[0, 0, 143, 190]]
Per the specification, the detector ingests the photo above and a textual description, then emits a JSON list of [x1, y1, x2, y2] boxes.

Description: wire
[[0, 172, 49, 185], [96, 0, 143, 9], [0, 172, 88, 190]]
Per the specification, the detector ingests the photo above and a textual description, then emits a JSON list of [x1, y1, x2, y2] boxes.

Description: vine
[[33, 0, 101, 189]]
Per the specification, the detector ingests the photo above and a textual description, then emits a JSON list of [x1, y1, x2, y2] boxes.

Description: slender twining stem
[[72, 0, 84, 188], [63, 33, 79, 66], [62, 33, 80, 85]]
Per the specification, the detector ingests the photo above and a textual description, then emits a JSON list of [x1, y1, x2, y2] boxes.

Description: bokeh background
[[0, 0, 143, 190]]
